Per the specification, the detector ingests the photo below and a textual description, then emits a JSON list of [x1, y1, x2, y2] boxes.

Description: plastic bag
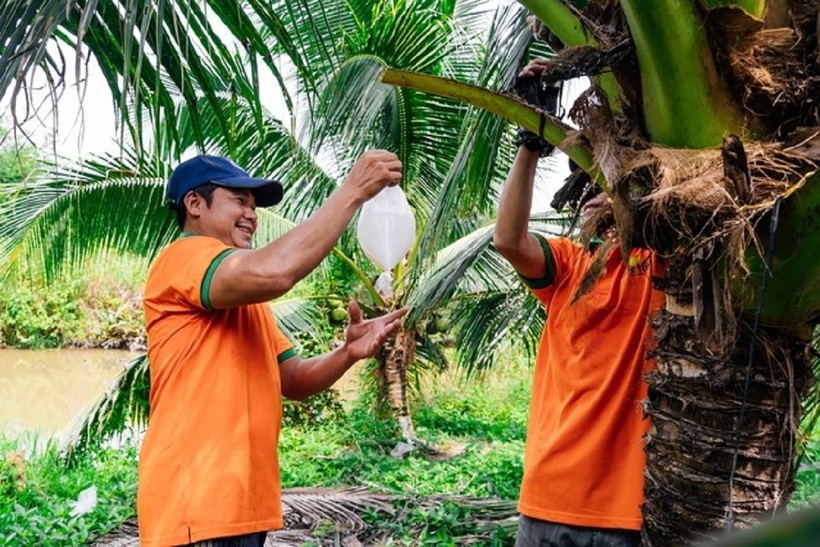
[[69, 485, 98, 517], [356, 186, 416, 296]]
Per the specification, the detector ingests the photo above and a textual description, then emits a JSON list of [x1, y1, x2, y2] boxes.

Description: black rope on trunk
[[725, 196, 782, 531]]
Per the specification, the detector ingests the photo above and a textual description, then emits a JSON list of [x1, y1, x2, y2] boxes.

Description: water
[[0, 349, 134, 441]]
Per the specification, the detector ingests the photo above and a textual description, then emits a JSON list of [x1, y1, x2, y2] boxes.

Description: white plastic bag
[[69, 485, 98, 517], [356, 186, 416, 296]]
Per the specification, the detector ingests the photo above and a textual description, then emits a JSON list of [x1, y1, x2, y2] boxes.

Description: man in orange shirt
[[139, 152, 407, 546], [494, 61, 664, 547]]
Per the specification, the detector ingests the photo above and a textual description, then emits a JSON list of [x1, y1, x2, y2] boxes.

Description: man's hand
[[343, 150, 403, 204], [343, 300, 408, 361], [513, 58, 557, 157], [518, 57, 550, 80]]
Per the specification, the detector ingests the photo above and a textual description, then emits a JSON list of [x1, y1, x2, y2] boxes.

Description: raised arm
[[209, 150, 402, 309], [493, 147, 547, 279]]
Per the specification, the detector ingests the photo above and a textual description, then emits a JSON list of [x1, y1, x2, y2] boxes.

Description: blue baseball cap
[[166, 155, 283, 208]]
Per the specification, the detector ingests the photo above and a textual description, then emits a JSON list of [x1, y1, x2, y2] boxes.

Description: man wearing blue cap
[[139, 151, 407, 546]]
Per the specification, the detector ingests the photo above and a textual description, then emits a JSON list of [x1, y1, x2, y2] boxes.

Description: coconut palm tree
[[378, 0, 820, 543], [0, 0, 569, 456]]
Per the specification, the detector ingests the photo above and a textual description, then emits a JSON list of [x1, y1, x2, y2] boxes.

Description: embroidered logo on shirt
[[628, 256, 651, 276]]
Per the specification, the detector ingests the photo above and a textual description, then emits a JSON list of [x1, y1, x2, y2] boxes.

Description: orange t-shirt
[[138, 235, 296, 546], [517, 236, 664, 530]]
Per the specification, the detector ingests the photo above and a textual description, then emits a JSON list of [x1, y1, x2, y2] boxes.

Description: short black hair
[[172, 182, 219, 230]]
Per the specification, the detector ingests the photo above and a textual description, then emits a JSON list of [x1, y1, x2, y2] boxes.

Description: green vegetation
[[0, 436, 137, 546], [0, 129, 37, 192], [792, 428, 820, 511], [0, 256, 146, 350], [0, 0, 818, 543], [2, 360, 819, 545]]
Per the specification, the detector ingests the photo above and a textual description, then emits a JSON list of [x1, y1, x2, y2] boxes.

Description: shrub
[[0, 255, 146, 350]]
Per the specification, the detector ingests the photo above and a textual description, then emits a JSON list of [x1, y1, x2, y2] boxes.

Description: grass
[[1, 359, 820, 545]]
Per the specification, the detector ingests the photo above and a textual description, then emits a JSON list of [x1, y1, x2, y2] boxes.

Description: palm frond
[[796, 326, 820, 465], [406, 224, 496, 323], [2, 1, 305, 155], [450, 288, 544, 377], [0, 152, 176, 281], [414, 330, 451, 374], [407, 212, 568, 376], [91, 487, 519, 546], [0, 1, 70, 99], [412, 3, 533, 272], [64, 353, 150, 465], [407, 212, 566, 323], [303, 1, 457, 157], [270, 296, 331, 354]]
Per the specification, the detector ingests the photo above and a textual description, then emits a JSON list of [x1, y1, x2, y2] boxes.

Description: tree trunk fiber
[[642, 310, 813, 545], [378, 328, 417, 446]]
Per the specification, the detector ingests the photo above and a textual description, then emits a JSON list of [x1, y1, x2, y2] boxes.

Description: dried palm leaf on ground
[[91, 487, 518, 546]]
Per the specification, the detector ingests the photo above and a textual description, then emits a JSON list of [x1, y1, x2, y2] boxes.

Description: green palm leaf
[[64, 353, 150, 465], [0, 1, 70, 99], [407, 212, 567, 321], [411, 3, 534, 272], [270, 297, 334, 354], [0, 152, 176, 281], [2, 1, 304, 154], [409, 211, 568, 375]]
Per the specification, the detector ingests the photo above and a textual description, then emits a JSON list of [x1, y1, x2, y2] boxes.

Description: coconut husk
[[627, 139, 817, 352], [630, 147, 734, 253], [634, 142, 814, 254], [708, 7, 820, 135], [566, 84, 647, 257]]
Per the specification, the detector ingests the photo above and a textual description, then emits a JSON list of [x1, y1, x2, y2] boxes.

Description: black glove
[[514, 126, 553, 157], [512, 71, 559, 157], [551, 158, 592, 211]]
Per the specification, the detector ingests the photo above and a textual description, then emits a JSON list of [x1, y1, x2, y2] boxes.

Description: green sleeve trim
[[201, 248, 237, 310], [277, 348, 298, 364], [520, 234, 555, 289]]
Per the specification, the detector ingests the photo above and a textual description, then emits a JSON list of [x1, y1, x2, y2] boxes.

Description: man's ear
[[183, 191, 204, 219]]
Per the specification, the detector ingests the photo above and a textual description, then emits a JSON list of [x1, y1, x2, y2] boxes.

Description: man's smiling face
[[196, 186, 258, 248]]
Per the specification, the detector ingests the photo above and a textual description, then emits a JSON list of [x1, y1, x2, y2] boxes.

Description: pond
[[0, 349, 135, 442]]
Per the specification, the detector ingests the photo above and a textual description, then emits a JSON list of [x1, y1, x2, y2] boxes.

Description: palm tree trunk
[[642, 309, 813, 545], [378, 327, 418, 450]]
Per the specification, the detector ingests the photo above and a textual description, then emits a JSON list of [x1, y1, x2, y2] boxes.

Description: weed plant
[[792, 431, 820, 510]]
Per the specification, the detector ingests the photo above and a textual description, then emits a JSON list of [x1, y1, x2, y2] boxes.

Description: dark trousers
[[185, 531, 267, 547], [516, 515, 640, 547]]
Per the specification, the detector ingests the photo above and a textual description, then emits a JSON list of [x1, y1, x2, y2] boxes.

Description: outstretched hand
[[343, 300, 408, 361]]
